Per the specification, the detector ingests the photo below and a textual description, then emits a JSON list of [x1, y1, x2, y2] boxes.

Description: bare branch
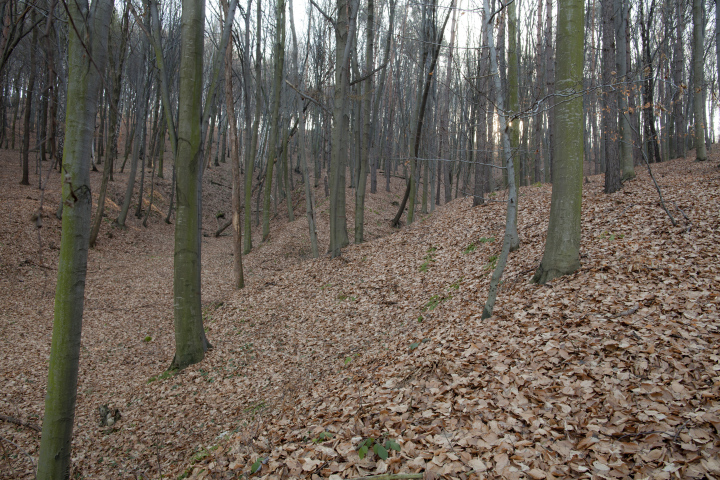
[[309, 0, 336, 28]]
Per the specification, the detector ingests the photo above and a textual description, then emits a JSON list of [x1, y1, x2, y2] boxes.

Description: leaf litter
[[0, 148, 719, 479]]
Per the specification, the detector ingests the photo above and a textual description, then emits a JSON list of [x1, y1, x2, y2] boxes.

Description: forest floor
[[0, 146, 719, 480]]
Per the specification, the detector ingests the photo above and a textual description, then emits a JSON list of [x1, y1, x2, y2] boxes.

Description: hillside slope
[[1, 148, 719, 479], [184, 155, 720, 479]]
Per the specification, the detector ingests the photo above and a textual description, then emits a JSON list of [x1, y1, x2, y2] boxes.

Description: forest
[[0, 0, 719, 477]]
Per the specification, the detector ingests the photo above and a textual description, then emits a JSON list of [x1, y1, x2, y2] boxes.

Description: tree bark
[[506, 0, 520, 249], [171, 0, 211, 370], [354, 0, 374, 243], [36, 0, 111, 476], [480, 0, 520, 319], [693, 0, 707, 160], [614, 0, 634, 180], [531, 0, 584, 285], [222, 0, 243, 288], [392, 4, 451, 228], [602, 0, 621, 193], [262, 0, 285, 242], [243, 0, 261, 254], [20, 8, 37, 186], [328, 0, 359, 256]]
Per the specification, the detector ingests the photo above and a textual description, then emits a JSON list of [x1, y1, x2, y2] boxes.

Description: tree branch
[[309, 0, 336, 28]]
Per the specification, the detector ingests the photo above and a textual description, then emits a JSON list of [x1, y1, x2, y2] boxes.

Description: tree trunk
[[533, 0, 543, 184], [480, 0, 520, 319], [531, 0, 584, 285], [117, 61, 150, 228], [90, 0, 129, 248], [262, 0, 285, 242], [36, 0, 111, 476], [328, 0, 358, 256], [171, 0, 211, 370], [392, 4, 451, 228], [639, 1, 662, 164], [243, 0, 261, 254], [222, 0, 243, 288], [20, 8, 37, 186], [506, 0, 520, 249], [354, 0, 374, 243], [693, 0, 707, 160], [545, 0, 554, 182], [602, 0, 621, 193], [615, 0, 634, 180]]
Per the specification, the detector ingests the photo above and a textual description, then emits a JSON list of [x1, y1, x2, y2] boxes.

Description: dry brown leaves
[[1, 147, 719, 480]]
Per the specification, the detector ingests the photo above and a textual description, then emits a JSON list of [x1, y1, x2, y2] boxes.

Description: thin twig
[[0, 434, 36, 468], [155, 432, 163, 479], [612, 304, 639, 318], [309, 0, 336, 28], [622, 113, 676, 227], [346, 475, 424, 480], [0, 414, 41, 433], [672, 201, 692, 232], [285, 80, 331, 114]]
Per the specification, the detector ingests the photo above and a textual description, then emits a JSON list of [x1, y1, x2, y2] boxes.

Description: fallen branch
[[0, 414, 41, 432], [347, 474, 424, 480], [673, 201, 692, 232], [0, 434, 36, 468], [623, 114, 676, 227], [215, 219, 233, 237], [612, 304, 639, 318]]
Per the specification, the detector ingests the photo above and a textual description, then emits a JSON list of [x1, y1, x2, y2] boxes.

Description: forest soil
[[1, 147, 719, 479]]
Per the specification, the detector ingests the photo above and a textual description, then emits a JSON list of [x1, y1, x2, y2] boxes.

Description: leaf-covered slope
[[1, 148, 718, 480], [187, 157, 720, 479]]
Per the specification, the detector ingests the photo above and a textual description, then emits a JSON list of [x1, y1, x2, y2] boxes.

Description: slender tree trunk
[[506, 0, 519, 250], [693, 0, 707, 160], [639, 2, 662, 163], [117, 64, 150, 228], [262, 0, 285, 242], [393, 4, 451, 227], [20, 9, 37, 185], [203, 99, 217, 169], [603, 0, 621, 193], [441, 0, 457, 205], [223, 0, 243, 288], [329, 0, 358, 256], [480, 0, 520, 319], [615, 0, 634, 180], [354, 0, 374, 243], [36, 0, 111, 476], [545, 0, 554, 182], [243, 0, 261, 254], [90, 0, 129, 248], [533, 0, 544, 184]]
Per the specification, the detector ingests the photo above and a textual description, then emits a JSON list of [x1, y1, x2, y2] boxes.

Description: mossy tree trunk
[[171, 0, 211, 370], [36, 0, 111, 476], [531, 0, 584, 285], [614, 0, 635, 181]]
